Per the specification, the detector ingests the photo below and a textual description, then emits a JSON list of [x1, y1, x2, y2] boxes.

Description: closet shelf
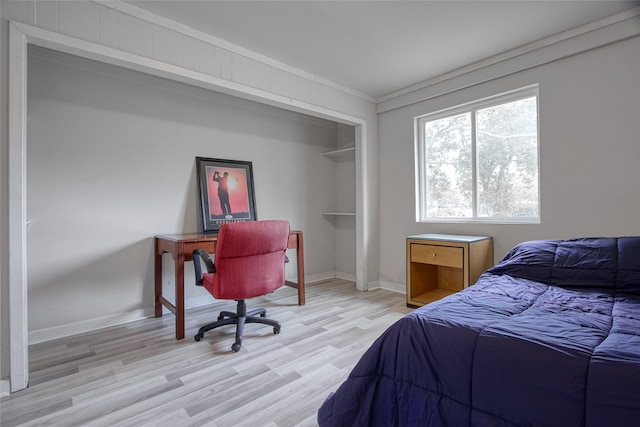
[[322, 146, 355, 159], [322, 212, 356, 216]]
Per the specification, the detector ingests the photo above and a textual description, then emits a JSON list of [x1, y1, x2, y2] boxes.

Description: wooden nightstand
[[406, 234, 493, 308]]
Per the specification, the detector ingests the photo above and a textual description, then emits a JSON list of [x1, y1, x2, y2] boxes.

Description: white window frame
[[414, 85, 540, 224]]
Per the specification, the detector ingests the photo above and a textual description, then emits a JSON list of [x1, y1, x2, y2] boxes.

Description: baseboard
[[29, 294, 222, 344], [366, 280, 380, 290], [171, 295, 214, 312], [304, 271, 338, 284], [29, 307, 157, 345], [335, 271, 356, 282], [307, 274, 402, 293], [1, 379, 10, 396], [376, 280, 406, 294], [27, 271, 373, 344]]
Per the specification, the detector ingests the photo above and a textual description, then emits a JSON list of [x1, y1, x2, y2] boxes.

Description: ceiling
[[126, 1, 638, 99]]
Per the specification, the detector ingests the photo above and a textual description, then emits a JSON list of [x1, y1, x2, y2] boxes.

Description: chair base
[[194, 299, 281, 352]]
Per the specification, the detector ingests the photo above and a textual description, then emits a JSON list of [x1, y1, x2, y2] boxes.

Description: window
[[415, 86, 539, 223]]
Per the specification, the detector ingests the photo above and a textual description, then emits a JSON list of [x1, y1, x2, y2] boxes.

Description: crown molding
[[377, 6, 640, 112]]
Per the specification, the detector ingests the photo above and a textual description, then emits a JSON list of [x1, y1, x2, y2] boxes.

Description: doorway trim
[[8, 20, 369, 392]]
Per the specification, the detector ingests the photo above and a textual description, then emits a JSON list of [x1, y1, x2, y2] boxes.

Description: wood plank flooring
[[1, 279, 412, 427]]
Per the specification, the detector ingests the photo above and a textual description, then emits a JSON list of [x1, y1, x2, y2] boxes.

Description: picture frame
[[196, 157, 258, 233]]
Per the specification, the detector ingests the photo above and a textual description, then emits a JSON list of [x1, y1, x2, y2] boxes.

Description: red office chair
[[192, 220, 290, 352]]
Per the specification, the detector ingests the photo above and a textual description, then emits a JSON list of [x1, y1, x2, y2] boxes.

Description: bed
[[318, 237, 640, 426]]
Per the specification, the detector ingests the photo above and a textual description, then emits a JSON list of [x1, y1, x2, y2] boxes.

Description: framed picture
[[196, 157, 258, 233]]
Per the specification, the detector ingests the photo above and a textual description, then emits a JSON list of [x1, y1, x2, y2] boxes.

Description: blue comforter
[[318, 237, 640, 426]]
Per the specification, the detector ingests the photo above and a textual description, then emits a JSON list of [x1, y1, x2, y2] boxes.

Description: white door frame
[[8, 21, 369, 392]]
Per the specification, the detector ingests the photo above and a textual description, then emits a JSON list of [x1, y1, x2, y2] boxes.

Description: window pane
[[476, 97, 538, 218], [423, 113, 472, 217]]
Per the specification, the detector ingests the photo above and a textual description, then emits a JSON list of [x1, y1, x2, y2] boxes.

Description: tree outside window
[[416, 87, 539, 223]]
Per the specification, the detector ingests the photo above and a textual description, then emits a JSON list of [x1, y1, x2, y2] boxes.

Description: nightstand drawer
[[411, 244, 463, 268]]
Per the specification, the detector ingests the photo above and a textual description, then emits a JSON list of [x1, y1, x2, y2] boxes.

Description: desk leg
[[154, 241, 163, 317], [175, 251, 186, 340], [296, 233, 305, 305]]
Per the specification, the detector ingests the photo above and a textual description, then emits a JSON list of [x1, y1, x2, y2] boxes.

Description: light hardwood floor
[[1, 279, 412, 427]]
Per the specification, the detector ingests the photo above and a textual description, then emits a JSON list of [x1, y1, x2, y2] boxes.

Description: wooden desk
[[155, 230, 305, 339]]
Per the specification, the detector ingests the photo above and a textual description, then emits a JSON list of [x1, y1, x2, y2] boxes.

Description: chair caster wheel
[[274, 327, 281, 335], [194, 333, 202, 342], [231, 343, 241, 352]]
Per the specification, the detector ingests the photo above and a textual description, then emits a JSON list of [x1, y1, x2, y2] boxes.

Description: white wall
[[26, 47, 342, 332], [378, 34, 640, 288]]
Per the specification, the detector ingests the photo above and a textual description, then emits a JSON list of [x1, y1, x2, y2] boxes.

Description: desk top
[[156, 233, 218, 242], [156, 230, 302, 243]]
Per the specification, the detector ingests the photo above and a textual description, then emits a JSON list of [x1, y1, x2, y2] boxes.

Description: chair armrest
[[192, 248, 216, 286]]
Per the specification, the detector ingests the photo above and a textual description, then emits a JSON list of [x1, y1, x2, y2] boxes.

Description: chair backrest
[[207, 220, 290, 300]]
